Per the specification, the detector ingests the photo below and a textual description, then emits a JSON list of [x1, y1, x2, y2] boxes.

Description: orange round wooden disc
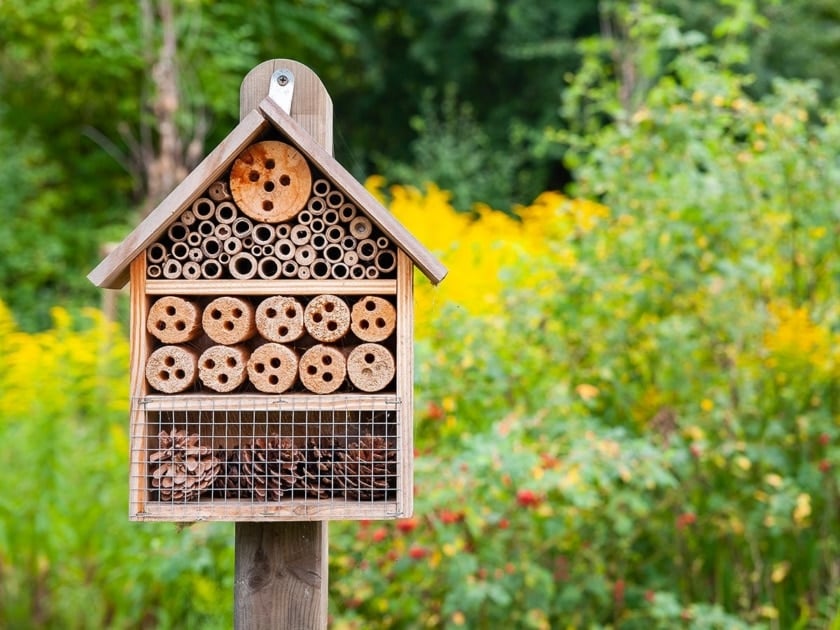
[[230, 141, 312, 223]]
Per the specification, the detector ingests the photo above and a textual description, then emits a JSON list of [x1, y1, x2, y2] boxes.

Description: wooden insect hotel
[[88, 63, 446, 522]]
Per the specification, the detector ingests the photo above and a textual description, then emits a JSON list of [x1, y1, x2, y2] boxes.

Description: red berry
[[408, 546, 428, 560], [676, 512, 697, 530], [426, 402, 445, 420], [498, 518, 510, 529], [372, 527, 388, 542], [516, 489, 541, 508], [439, 510, 462, 524], [819, 459, 831, 473], [819, 433, 830, 446], [396, 517, 418, 533]]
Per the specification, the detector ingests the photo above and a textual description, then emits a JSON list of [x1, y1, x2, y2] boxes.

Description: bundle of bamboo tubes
[[145, 149, 400, 281]]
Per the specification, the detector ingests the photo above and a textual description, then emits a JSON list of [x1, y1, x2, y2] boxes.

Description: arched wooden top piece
[[240, 59, 333, 153]]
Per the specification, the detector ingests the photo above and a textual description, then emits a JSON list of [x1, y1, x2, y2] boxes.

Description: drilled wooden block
[[299, 344, 346, 394], [255, 296, 305, 343], [303, 294, 350, 343], [198, 345, 249, 393], [202, 296, 256, 344], [230, 141, 312, 223], [145, 345, 198, 393], [347, 343, 395, 392], [147, 296, 202, 344], [350, 296, 396, 342], [247, 343, 298, 393]]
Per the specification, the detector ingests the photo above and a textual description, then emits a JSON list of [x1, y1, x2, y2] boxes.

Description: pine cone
[[225, 436, 305, 501], [333, 435, 397, 501], [149, 429, 222, 501]]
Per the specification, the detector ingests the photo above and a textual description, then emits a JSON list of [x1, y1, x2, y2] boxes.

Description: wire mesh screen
[[131, 395, 403, 520]]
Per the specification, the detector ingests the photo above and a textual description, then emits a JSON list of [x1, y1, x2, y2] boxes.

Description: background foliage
[[0, 0, 839, 628]]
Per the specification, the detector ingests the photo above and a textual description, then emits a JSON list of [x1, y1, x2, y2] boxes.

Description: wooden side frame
[[396, 250, 414, 516], [129, 253, 151, 517]]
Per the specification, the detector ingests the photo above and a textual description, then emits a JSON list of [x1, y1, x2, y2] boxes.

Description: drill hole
[[248, 170, 260, 182], [265, 159, 275, 169], [279, 174, 291, 186]]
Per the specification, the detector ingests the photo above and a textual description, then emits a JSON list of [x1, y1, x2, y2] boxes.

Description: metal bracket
[[269, 69, 294, 114]]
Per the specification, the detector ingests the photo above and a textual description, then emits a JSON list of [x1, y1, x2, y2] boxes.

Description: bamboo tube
[[276, 223, 291, 239], [192, 196, 217, 219], [251, 245, 263, 257], [188, 247, 203, 262], [299, 344, 346, 394], [242, 236, 254, 248], [201, 236, 222, 259], [147, 242, 168, 264], [324, 244, 344, 263], [350, 216, 373, 239], [197, 220, 215, 237], [294, 244, 316, 266], [147, 264, 162, 278], [247, 343, 299, 393], [375, 250, 397, 273], [282, 260, 299, 277], [312, 178, 331, 197], [274, 239, 295, 261], [326, 224, 345, 243], [297, 210, 313, 226], [232, 216, 254, 239], [341, 235, 357, 251], [307, 196, 326, 215], [357, 239, 378, 261], [261, 243, 274, 256], [186, 231, 202, 247], [171, 242, 189, 261], [376, 236, 391, 250], [228, 252, 258, 280], [310, 218, 326, 234], [290, 224, 311, 246], [303, 294, 350, 342], [230, 140, 312, 223], [350, 264, 366, 279], [146, 345, 198, 394], [338, 203, 357, 223], [257, 256, 282, 280], [323, 209, 340, 226], [201, 259, 223, 279], [310, 259, 330, 280], [326, 190, 344, 209], [365, 266, 380, 279], [180, 209, 196, 226], [167, 221, 189, 242], [202, 296, 257, 344], [311, 233, 328, 251], [214, 223, 233, 240], [252, 223, 276, 245], [215, 201, 238, 224], [351, 296, 396, 342], [297, 265, 311, 280], [218, 252, 231, 265], [346, 343, 395, 392], [198, 345, 248, 393], [224, 237, 243, 256], [208, 180, 231, 202], [162, 259, 182, 279], [256, 296, 305, 343], [147, 296, 202, 343], [331, 262, 350, 280], [182, 261, 201, 280], [343, 250, 359, 266]]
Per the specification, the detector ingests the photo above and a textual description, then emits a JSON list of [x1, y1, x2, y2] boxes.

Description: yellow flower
[[793, 493, 811, 525]]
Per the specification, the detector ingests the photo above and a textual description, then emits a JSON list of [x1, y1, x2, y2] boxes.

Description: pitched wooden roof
[[88, 100, 447, 289]]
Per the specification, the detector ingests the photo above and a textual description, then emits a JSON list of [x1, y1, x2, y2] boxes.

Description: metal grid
[[130, 395, 402, 518]]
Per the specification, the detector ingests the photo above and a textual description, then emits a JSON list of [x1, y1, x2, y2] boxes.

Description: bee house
[[88, 65, 446, 522]]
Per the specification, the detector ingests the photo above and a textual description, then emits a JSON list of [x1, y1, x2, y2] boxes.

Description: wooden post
[[234, 60, 334, 630]]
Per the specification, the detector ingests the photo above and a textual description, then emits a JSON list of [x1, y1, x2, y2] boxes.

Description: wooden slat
[[139, 393, 399, 413], [396, 250, 415, 516], [145, 278, 396, 296], [258, 97, 448, 285], [132, 500, 405, 522], [88, 110, 269, 289], [129, 255, 151, 516], [240, 59, 333, 153]]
